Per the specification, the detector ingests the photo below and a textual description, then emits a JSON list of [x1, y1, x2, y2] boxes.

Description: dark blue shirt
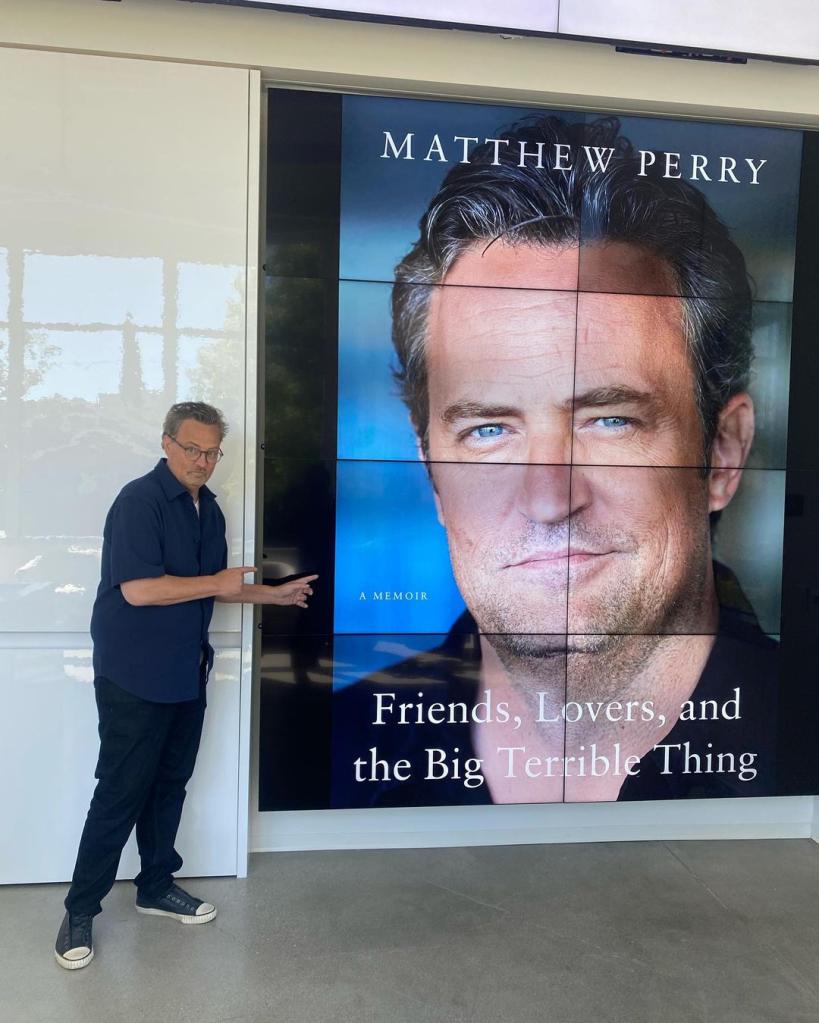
[[90, 459, 228, 703]]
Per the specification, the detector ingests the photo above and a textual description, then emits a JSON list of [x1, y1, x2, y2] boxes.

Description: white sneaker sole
[[55, 948, 94, 970], [136, 905, 217, 925]]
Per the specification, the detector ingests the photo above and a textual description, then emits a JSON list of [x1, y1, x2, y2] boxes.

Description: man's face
[[162, 418, 222, 492], [424, 241, 730, 649]]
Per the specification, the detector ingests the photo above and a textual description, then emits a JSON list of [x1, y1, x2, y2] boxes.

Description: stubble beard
[[462, 531, 713, 704]]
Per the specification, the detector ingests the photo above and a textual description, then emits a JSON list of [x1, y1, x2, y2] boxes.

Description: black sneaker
[[135, 883, 217, 924], [55, 912, 94, 970]]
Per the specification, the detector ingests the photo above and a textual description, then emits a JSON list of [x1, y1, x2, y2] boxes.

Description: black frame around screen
[[259, 90, 341, 809], [259, 88, 819, 811]]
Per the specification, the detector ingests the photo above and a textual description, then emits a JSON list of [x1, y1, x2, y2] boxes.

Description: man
[[333, 116, 777, 808], [56, 402, 316, 970]]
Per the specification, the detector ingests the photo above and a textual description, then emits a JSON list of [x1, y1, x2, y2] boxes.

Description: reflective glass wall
[[0, 47, 254, 881]]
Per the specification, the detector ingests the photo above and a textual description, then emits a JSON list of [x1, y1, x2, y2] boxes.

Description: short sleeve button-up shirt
[[90, 459, 228, 702]]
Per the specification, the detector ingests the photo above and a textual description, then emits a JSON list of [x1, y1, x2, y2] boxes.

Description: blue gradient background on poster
[[339, 94, 802, 296], [334, 459, 466, 634], [337, 97, 801, 463], [334, 94, 800, 655]]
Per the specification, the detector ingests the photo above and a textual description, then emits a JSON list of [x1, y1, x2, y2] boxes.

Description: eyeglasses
[[165, 434, 224, 464]]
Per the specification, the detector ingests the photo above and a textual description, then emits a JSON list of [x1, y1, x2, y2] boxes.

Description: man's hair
[[392, 116, 753, 461], [162, 401, 228, 441]]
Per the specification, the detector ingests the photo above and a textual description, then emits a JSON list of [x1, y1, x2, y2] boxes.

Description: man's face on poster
[[422, 240, 752, 653]]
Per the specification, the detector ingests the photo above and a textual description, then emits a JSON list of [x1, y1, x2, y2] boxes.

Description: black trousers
[[64, 674, 207, 918]]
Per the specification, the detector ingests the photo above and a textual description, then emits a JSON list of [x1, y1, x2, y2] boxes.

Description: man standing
[[55, 402, 316, 969]]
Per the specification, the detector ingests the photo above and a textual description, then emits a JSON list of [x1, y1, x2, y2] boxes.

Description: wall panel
[[0, 47, 256, 882]]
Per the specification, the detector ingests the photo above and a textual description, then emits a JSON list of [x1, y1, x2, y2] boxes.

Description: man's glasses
[[165, 434, 224, 464]]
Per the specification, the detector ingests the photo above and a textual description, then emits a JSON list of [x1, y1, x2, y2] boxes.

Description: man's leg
[[64, 678, 172, 918], [133, 677, 207, 902]]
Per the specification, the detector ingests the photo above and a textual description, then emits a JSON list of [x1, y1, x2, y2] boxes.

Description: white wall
[[252, 799, 817, 852], [2, 0, 818, 126], [0, 46, 259, 883]]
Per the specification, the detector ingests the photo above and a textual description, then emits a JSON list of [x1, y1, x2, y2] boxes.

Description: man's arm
[[216, 575, 318, 610], [121, 567, 256, 606]]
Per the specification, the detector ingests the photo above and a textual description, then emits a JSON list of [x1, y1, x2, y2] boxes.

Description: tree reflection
[[0, 250, 244, 629]]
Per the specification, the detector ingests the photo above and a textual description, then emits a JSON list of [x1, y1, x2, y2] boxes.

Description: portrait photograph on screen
[[261, 87, 819, 812]]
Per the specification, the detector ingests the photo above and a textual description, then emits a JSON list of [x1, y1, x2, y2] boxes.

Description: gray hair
[[392, 115, 753, 463], [162, 401, 228, 442]]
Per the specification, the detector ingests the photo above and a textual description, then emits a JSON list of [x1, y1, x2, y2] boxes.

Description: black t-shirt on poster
[[332, 573, 778, 808]]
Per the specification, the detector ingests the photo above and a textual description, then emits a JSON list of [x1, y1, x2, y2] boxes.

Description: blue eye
[[596, 416, 630, 429], [471, 424, 506, 439]]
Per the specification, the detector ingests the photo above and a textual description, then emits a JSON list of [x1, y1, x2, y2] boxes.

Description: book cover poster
[[263, 89, 814, 810]]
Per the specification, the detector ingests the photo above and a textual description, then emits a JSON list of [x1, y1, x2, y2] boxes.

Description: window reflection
[[178, 262, 241, 330], [63, 649, 93, 685], [0, 248, 8, 322], [25, 330, 121, 401], [23, 254, 163, 326], [0, 250, 243, 629], [0, 328, 8, 401], [135, 331, 165, 394]]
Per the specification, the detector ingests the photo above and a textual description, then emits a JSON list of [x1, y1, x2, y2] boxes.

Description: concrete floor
[[2, 840, 819, 1023]]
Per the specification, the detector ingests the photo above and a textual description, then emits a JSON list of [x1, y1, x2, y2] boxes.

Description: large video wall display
[[260, 88, 819, 811]]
